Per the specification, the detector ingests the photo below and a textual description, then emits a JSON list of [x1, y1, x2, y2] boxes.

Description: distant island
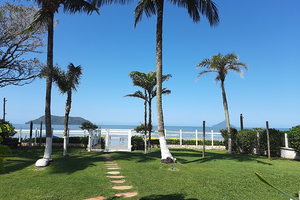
[[211, 121, 236, 128], [25, 115, 91, 125]]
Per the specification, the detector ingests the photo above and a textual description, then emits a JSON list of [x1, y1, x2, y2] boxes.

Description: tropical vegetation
[[125, 71, 171, 153], [196, 53, 248, 154], [27, 0, 99, 162], [287, 125, 300, 154]]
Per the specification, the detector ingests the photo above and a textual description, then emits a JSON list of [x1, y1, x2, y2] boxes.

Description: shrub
[[287, 125, 300, 154], [131, 135, 145, 150], [237, 129, 257, 154], [259, 128, 284, 157], [220, 127, 238, 152], [0, 120, 17, 143]]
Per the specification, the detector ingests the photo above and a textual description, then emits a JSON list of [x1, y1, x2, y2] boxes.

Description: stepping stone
[[106, 176, 125, 178], [112, 185, 132, 190], [107, 171, 120, 175], [107, 167, 121, 170], [104, 163, 117, 166], [115, 192, 138, 198], [111, 180, 125, 183], [84, 196, 106, 200]]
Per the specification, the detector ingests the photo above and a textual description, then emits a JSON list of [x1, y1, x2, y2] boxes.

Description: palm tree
[[196, 53, 248, 154], [53, 63, 82, 156], [125, 71, 171, 153], [28, 0, 99, 163], [133, 0, 219, 163]]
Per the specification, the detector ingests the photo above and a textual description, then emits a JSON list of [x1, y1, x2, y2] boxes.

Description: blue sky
[[1, 0, 299, 128]]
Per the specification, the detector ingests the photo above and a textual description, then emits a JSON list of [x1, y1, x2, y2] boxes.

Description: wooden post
[[266, 121, 271, 161], [29, 121, 33, 148], [35, 128, 38, 146], [240, 114, 243, 130], [203, 121, 205, 158], [19, 128, 22, 143], [3, 97, 7, 121], [39, 121, 42, 147]]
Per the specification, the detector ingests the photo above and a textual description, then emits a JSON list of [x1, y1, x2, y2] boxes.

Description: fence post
[[266, 121, 271, 161], [29, 122, 33, 148], [211, 130, 214, 148], [105, 129, 109, 151], [196, 130, 198, 146], [203, 121, 205, 158], [19, 128, 22, 143], [180, 129, 182, 146], [39, 121, 42, 147], [128, 129, 132, 152], [285, 133, 288, 148], [35, 128, 38, 146]]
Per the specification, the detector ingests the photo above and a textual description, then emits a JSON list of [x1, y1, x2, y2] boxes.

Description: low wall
[[19, 143, 85, 147], [151, 144, 226, 150], [281, 147, 300, 160]]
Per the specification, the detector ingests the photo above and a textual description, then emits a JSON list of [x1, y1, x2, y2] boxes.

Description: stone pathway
[[84, 154, 138, 200]]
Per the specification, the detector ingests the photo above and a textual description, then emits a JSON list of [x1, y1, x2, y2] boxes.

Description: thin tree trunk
[[63, 91, 71, 156], [148, 98, 152, 153], [221, 80, 232, 154], [156, 0, 175, 163], [144, 89, 147, 154], [43, 11, 54, 160]]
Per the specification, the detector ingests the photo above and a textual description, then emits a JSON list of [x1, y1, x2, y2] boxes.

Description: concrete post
[[211, 130, 214, 148], [196, 130, 198, 146], [19, 128, 22, 143], [128, 129, 132, 151], [285, 133, 288, 148]]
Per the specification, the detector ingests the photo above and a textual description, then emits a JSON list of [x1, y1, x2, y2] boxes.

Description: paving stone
[[111, 180, 125, 183], [107, 167, 121, 170], [107, 171, 120, 174], [112, 185, 132, 190], [84, 196, 106, 200], [106, 176, 125, 178], [115, 192, 138, 198]]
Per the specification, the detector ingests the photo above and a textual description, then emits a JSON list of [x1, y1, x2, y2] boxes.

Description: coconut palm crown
[[196, 53, 248, 154]]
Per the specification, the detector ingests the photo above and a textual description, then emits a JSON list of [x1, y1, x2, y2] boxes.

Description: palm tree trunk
[[221, 80, 232, 154], [43, 11, 54, 160], [156, 0, 175, 163], [144, 89, 147, 154], [148, 99, 152, 153], [63, 91, 71, 156]]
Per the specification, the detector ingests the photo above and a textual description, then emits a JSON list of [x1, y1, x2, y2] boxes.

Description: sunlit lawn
[[0, 147, 299, 200]]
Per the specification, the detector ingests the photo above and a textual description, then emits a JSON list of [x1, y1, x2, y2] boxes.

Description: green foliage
[[287, 125, 300, 154], [0, 136, 12, 171], [259, 128, 284, 157], [0, 120, 16, 143], [131, 135, 145, 150], [220, 127, 238, 152], [237, 129, 257, 154], [134, 123, 152, 134], [79, 122, 98, 132]]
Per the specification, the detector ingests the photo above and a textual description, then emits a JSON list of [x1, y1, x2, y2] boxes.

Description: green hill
[[212, 121, 236, 128], [25, 115, 91, 125]]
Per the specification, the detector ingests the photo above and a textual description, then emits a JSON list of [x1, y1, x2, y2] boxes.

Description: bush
[[131, 135, 145, 150], [287, 125, 300, 154], [220, 127, 238, 152], [0, 120, 17, 143], [237, 129, 257, 154], [259, 128, 284, 157]]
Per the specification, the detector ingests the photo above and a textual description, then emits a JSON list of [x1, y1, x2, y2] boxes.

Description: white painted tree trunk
[[63, 137, 67, 156], [43, 137, 52, 160], [159, 136, 175, 161]]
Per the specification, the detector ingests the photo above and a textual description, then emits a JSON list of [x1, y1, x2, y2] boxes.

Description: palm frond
[[87, 0, 134, 8], [124, 90, 147, 101], [134, 0, 156, 28], [62, 0, 99, 15]]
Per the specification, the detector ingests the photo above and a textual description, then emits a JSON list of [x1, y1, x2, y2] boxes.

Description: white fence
[[15, 128, 224, 151]]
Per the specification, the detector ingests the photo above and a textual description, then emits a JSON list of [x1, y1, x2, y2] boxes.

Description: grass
[[0, 147, 299, 200]]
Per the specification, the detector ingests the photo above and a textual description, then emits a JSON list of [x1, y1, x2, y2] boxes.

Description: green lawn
[[0, 147, 299, 200]]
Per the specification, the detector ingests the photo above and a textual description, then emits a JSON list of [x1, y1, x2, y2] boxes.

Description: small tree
[[220, 127, 238, 153], [237, 129, 257, 154], [0, 120, 16, 143], [259, 128, 284, 157], [80, 122, 98, 132]]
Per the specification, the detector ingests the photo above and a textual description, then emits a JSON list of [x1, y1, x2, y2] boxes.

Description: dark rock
[[161, 157, 177, 164]]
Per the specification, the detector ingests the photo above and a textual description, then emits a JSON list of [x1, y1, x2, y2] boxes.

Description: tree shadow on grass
[[139, 193, 198, 200], [108, 148, 272, 166]]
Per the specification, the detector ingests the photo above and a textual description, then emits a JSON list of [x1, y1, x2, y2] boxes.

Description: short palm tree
[[125, 71, 171, 153], [53, 63, 82, 156], [28, 0, 99, 162], [196, 53, 248, 154]]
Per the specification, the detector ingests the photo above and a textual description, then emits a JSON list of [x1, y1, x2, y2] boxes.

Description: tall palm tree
[[133, 0, 219, 163], [28, 0, 99, 163], [196, 53, 248, 154], [53, 63, 82, 156], [125, 71, 171, 153]]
